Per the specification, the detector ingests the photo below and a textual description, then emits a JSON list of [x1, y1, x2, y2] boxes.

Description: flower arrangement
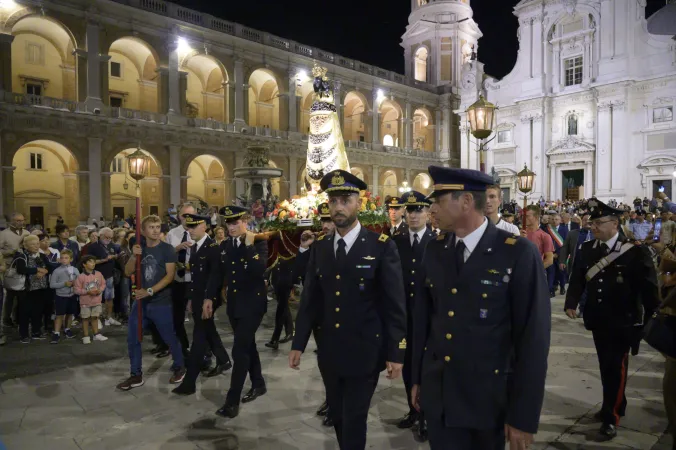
[[261, 190, 387, 231]]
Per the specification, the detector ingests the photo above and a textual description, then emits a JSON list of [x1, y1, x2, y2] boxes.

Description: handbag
[[4, 254, 27, 291], [643, 312, 676, 358]]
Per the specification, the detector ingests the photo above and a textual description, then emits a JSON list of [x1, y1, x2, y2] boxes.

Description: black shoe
[[200, 357, 213, 372], [150, 345, 162, 354], [206, 361, 232, 377], [322, 414, 333, 427], [550, 291, 556, 298], [156, 349, 171, 358], [599, 423, 617, 440], [172, 383, 196, 396], [397, 411, 419, 429], [216, 403, 239, 418], [279, 333, 294, 344], [242, 386, 267, 403], [417, 418, 428, 442], [265, 340, 279, 350], [560, 287, 566, 295], [316, 401, 329, 416]]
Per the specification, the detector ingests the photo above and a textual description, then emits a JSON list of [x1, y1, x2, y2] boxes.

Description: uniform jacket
[[188, 236, 223, 310], [384, 221, 409, 238], [411, 222, 551, 434], [220, 238, 268, 318], [393, 228, 437, 333], [292, 247, 312, 285], [292, 226, 407, 377], [565, 236, 658, 331], [265, 255, 295, 289]]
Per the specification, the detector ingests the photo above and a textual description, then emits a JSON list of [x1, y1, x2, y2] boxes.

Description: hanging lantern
[[466, 95, 496, 140], [127, 147, 150, 181], [517, 163, 536, 194]]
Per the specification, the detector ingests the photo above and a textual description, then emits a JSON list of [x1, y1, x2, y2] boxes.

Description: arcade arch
[[379, 99, 402, 147], [343, 91, 367, 142], [181, 54, 228, 121], [381, 170, 398, 199], [248, 69, 280, 129], [108, 37, 159, 111], [109, 148, 163, 219], [186, 154, 227, 208], [413, 108, 434, 151], [413, 172, 432, 196]]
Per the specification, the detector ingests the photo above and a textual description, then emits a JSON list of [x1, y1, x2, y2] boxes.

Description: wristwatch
[[147, 288, 154, 297]]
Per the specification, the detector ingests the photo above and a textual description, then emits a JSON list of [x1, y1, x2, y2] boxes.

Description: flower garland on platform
[[261, 190, 387, 231]]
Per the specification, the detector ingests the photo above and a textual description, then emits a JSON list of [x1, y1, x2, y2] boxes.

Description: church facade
[[457, 0, 676, 204]]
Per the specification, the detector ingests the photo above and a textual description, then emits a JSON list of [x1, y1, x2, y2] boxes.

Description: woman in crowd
[[213, 226, 227, 245], [38, 233, 59, 332], [13, 235, 51, 343]]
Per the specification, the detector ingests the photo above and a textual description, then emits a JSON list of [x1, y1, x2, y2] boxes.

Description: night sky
[[177, 0, 667, 80]]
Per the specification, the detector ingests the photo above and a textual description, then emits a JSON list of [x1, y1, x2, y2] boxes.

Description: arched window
[[414, 47, 428, 82], [383, 134, 394, 146]]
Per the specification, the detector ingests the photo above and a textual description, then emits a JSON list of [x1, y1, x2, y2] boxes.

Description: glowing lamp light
[[127, 147, 150, 181], [467, 95, 496, 140], [0, 0, 17, 9], [376, 89, 385, 102], [517, 163, 536, 195], [672, 170, 676, 177], [398, 180, 410, 194], [176, 37, 191, 54]]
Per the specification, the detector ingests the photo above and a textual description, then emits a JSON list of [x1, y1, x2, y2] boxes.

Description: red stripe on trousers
[[613, 352, 628, 425]]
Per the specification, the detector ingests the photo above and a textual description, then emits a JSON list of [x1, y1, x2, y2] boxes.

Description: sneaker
[[170, 367, 186, 384], [64, 329, 75, 339], [93, 334, 108, 342], [116, 375, 144, 391], [71, 320, 79, 327], [104, 319, 111, 327], [82, 336, 91, 344], [0, 335, 6, 346], [50, 333, 59, 344], [97, 319, 103, 329], [31, 333, 46, 340], [107, 318, 122, 326], [20, 337, 30, 344]]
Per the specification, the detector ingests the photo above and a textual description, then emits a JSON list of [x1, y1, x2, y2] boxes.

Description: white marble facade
[[449, 0, 676, 203]]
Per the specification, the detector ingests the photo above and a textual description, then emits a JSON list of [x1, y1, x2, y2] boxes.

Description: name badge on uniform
[[480, 309, 488, 319]]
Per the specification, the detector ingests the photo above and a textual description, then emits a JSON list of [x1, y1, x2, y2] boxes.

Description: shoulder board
[[378, 233, 389, 242], [505, 237, 517, 245], [209, 242, 217, 247], [436, 233, 446, 241], [317, 235, 325, 241]]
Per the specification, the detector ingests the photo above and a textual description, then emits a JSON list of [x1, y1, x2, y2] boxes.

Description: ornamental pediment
[[546, 136, 595, 155]]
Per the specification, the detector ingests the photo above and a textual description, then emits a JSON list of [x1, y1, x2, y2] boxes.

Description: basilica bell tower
[[401, 0, 482, 88]]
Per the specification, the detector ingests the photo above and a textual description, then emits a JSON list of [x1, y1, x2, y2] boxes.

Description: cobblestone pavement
[[0, 296, 672, 450]]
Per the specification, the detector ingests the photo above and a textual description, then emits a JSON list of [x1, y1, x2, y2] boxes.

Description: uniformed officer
[[385, 196, 409, 237], [411, 166, 551, 450], [393, 190, 435, 440], [289, 169, 407, 450], [215, 206, 269, 419], [565, 198, 658, 440], [172, 214, 232, 396], [264, 253, 295, 350]]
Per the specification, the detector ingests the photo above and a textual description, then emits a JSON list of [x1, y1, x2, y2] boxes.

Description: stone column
[[75, 171, 90, 222], [611, 101, 627, 193], [178, 71, 188, 115], [596, 104, 612, 195], [0, 34, 14, 94], [101, 172, 112, 221], [404, 101, 413, 149], [1, 166, 15, 224], [167, 41, 181, 115], [75, 50, 88, 103], [288, 156, 297, 197], [371, 165, 379, 196], [161, 175, 171, 213], [88, 137, 103, 221], [84, 22, 104, 110], [441, 106, 451, 160], [584, 161, 593, 199], [62, 173, 79, 227], [99, 54, 111, 106], [532, 116, 545, 198], [583, 35, 591, 86], [372, 91, 380, 144], [169, 145, 181, 207], [156, 68, 169, 114], [234, 59, 246, 125], [435, 109, 442, 152], [552, 42, 561, 92], [223, 81, 232, 123], [180, 176, 189, 204], [531, 16, 544, 78], [235, 152, 246, 199], [287, 70, 298, 132]]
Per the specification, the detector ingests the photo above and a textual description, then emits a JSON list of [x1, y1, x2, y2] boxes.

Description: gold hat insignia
[[407, 194, 417, 203], [320, 205, 330, 214], [391, 198, 399, 205], [224, 208, 232, 215], [331, 173, 345, 186]]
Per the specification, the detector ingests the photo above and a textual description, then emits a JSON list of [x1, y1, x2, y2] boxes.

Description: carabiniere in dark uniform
[[172, 213, 232, 396], [565, 198, 658, 440], [411, 166, 551, 450], [392, 190, 435, 439], [216, 205, 269, 419], [292, 170, 407, 450]]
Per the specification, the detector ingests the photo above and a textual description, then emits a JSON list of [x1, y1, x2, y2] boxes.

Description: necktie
[[412, 233, 420, 256], [455, 239, 466, 274], [601, 242, 610, 255], [336, 238, 346, 267], [177, 230, 188, 277]]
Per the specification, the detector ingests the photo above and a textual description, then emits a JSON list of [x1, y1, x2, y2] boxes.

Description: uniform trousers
[[171, 282, 190, 355], [402, 337, 417, 414], [183, 309, 231, 388], [226, 314, 265, 404], [270, 282, 293, 342], [426, 418, 505, 450], [322, 368, 379, 450], [592, 328, 631, 425]]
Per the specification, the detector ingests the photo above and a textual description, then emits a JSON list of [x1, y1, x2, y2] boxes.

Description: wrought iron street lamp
[[517, 163, 536, 227], [126, 146, 150, 341], [466, 95, 497, 173]]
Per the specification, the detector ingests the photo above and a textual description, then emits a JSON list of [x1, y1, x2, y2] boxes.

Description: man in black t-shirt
[[89, 227, 121, 326]]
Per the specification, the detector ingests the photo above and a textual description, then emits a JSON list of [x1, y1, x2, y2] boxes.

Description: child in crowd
[[73, 255, 108, 344], [49, 249, 80, 344]]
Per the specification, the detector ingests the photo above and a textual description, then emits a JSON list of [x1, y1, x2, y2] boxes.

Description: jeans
[[127, 300, 184, 376], [115, 277, 130, 316]]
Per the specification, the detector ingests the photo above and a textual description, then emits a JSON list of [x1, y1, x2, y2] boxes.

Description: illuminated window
[[564, 56, 583, 87], [414, 47, 428, 82], [383, 134, 394, 146]]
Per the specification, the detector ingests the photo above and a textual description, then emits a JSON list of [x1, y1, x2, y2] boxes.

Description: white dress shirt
[[334, 222, 362, 256], [602, 232, 620, 252], [194, 234, 209, 253], [495, 218, 520, 236], [409, 228, 426, 246], [455, 218, 489, 262], [166, 225, 193, 282], [390, 220, 403, 235]]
